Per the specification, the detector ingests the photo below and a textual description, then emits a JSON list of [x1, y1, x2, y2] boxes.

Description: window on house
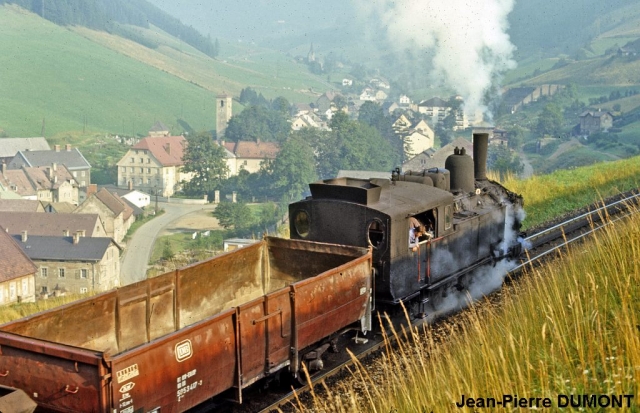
[[80, 287, 88, 294], [147, 159, 151, 164], [80, 269, 87, 279], [147, 178, 151, 184], [41, 267, 48, 277], [41, 286, 48, 294], [140, 158, 144, 163], [81, 171, 85, 177], [59, 268, 65, 278], [10, 283, 16, 299], [243, 160, 248, 166], [129, 167, 134, 173], [147, 168, 151, 173], [140, 168, 144, 174], [22, 279, 27, 295], [131, 157, 134, 163], [73, 172, 77, 177], [81, 181, 86, 186]]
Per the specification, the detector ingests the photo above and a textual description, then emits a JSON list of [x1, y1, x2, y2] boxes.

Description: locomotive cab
[[289, 131, 524, 310]]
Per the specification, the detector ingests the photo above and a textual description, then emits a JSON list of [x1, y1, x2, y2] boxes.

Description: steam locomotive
[[0, 131, 524, 412], [289, 131, 524, 314]]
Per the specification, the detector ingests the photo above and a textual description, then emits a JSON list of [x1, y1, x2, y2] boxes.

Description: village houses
[[0, 228, 37, 306], [116, 134, 189, 197], [579, 110, 614, 135], [222, 140, 280, 176], [0, 137, 50, 166], [0, 163, 79, 205], [13, 230, 121, 297], [8, 144, 91, 188], [0, 211, 107, 238], [74, 188, 134, 244]]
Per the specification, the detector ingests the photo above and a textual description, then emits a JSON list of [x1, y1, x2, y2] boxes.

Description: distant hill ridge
[[0, 0, 218, 58]]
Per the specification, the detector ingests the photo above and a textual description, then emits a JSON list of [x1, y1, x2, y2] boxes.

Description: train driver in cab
[[409, 217, 426, 252]]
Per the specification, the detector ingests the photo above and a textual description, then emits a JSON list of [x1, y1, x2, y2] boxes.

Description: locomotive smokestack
[[473, 132, 489, 181]]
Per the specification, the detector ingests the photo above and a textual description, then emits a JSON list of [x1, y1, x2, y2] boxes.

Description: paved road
[[119, 202, 215, 286]]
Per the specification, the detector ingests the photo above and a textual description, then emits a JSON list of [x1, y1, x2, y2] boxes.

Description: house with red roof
[[116, 135, 188, 197], [222, 140, 280, 176]]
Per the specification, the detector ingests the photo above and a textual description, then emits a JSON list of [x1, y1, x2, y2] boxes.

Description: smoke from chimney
[[354, 0, 516, 121]]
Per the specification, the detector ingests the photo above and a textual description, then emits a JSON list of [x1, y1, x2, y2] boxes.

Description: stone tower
[[216, 93, 233, 138]]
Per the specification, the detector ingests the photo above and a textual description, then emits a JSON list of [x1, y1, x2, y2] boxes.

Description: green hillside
[[0, 5, 329, 138]]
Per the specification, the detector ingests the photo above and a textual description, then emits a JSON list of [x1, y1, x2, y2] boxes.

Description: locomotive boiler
[[289, 131, 524, 312]]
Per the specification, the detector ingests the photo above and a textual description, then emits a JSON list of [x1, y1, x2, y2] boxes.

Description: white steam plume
[[355, 0, 516, 121]]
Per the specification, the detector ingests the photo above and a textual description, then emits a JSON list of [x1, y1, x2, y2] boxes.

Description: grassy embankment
[[301, 203, 639, 412], [503, 154, 640, 230]]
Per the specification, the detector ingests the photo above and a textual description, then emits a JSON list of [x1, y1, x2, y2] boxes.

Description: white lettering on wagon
[[119, 382, 135, 393], [116, 364, 139, 383], [176, 369, 201, 402], [175, 339, 193, 362]]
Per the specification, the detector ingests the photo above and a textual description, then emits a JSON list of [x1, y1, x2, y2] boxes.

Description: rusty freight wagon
[[0, 237, 372, 412]]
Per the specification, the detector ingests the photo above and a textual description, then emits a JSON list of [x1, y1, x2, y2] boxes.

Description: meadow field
[[0, 4, 327, 138]]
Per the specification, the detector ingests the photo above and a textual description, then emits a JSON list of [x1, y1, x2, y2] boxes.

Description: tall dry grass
[[0, 293, 94, 325], [296, 202, 640, 412]]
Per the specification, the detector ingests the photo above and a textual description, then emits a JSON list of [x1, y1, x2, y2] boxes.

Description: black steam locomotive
[[289, 131, 524, 314]]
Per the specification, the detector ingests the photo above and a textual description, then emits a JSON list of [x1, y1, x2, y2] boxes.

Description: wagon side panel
[[0, 334, 107, 412], [292, 255, 371, 349], [110, 308, 238, 412]]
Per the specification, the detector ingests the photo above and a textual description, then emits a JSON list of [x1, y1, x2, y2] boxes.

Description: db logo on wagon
[[175, 340, 193, 362]]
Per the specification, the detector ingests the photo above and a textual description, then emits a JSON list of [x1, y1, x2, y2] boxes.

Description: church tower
[[216, 93, 232, 138]]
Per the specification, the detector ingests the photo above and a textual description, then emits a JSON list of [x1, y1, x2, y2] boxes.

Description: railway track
[[219, 191, 640, 413]]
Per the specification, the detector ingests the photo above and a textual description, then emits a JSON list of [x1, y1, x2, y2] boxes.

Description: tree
[[161, 239, 174, 261], [488, 145, 523, 180], [213, 201, 253, 231], [224, 105, 290, 143], [291, 128, 336, 178], [536, 103, 564, 136], [435, 114, 456, 147], [358, 101, 384, 127], [271, 97, 290, 115], [507, 125, 526, 150], [268, 135, 317, 200], [181, 131, 229, 196]]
